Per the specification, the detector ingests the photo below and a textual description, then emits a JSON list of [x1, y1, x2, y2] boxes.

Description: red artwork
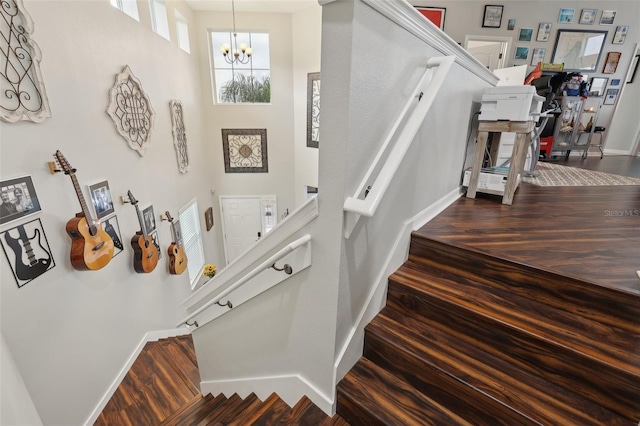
[[416, 7, 446, 30]]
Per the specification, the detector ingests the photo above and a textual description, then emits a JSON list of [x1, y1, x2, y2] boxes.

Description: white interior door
[[220, 197, 262, 265], [464, 35, 512, 71]]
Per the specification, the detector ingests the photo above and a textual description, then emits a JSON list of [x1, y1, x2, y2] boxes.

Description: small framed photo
[[101, 214, 124, 257], [579, 9, 597, 25], [415, 7, 446, 30], [531, 48, 546, 65], [600, 10, 616, 25], [610, 79, 620, 86], [507, 19, 516, 31], [602, 51, 621, 74], [482, 5, 503, 28], [1, 218, 55, 287], [204, 207, 214, 231], [515, 46, 529, 61], [589, 77, 608, 96], [1, 176, 42, 225], [142, 205, 157, 235], [558, 8, 575, 24], [603, 88, 619, 105], [518, 28, 533, 42], [150, 231, 161, 259], [612, 26, 628, 44], [537, 23, 551, 41], [88, 180, 115, 220]]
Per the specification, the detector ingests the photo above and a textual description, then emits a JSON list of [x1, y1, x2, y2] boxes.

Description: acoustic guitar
[[55, 150, 114, 271], [165, 211, 188, 275], [127, 190, 159, 274]]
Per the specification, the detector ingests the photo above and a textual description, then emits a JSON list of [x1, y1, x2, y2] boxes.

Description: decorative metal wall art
[[222, 129, 268, 173], [107, 66, 155, 156], [306, 72, 320, 148], [1, 218, 54, 287], [170, 100, 189, 173], [0, 0, 51, 123]]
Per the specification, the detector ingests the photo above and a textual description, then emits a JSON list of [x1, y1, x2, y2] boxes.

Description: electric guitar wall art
[[165, 211, 188, 275], [127, 190, 159, 274], [54, 150, 114, 271]]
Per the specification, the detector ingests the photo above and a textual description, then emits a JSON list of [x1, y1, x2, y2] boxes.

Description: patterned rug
[[523, 162, 640, 186]]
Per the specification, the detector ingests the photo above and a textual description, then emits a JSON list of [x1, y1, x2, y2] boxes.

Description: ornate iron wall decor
[[306, 72, 320, 148], [107, 66, 155, 156], [1, 0, 51, 123], [222, 129, 268, 173], [170, 100, 189, 173]]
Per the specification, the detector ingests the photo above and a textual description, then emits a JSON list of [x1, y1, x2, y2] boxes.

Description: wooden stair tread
[[277, 396, 329, 425], [158, 338, 201, 394], [250, 395, 291, 426], [394, 261, 640, 375], [160, 394, 213, 426], [369, 311, 631, 425], [338, 357, 472, 425], [227, 392, 281, 425], [174, 393, 235, 426]]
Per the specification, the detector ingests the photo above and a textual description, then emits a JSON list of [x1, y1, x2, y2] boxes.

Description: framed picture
[[1, 218, 55, 287], [222, 129, 268, 173], [603, 88, 619, 105], [600, 10, 616, 25], [531, 48, 546, 65], [142, 205, 157, 235], [551, 30, 607, 72], [518, 28, 533, 42], [204, 207, 214, 231], [579, 9, 597, 25], [150, 231, 161, 259], [589, 77, 608, 96], [627, 54, 639, 84], [602, 51, 621, 74], [610, 79, 620, 86], [537, 23, 552, 42], [101, 215, 124, 257], [88, 180, 115, 220], [558, 8, 575, 24], [515, 46, 529, 60], [415, 7, 446, 30], [306, 72, 320, 148], [482, 5, 503, 28], [507, 19, 515, 31], [1, 176, 42, 225], [612, 26, 628, 45]]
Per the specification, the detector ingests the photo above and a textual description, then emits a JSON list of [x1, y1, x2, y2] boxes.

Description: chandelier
[[220, 0, 252, 65]]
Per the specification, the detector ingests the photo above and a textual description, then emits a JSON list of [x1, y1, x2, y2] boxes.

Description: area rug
[[523, 162, 640, 187]]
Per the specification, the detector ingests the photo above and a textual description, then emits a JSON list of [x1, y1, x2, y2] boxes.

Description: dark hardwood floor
[[419, 155, 640, 294]]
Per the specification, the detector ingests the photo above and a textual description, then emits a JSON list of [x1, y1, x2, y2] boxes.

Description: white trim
[[83, 328, 190, 426], [604, 148, 633, 156], [200, 372, 334, 416], [360, 0, 499, 86]]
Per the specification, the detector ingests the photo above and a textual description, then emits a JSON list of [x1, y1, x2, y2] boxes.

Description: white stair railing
[[343, 55, 455, 238]]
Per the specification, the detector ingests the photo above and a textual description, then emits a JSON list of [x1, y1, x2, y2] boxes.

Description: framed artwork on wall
[[415, 7, 446, 30], [536, 23, 551, 41], [101, 214, 124, 257], [507, 19, 515, 31], [602, 51, 621, 74], [515, 47, 529, 60], [142, 205, 157, 235], [0, 175, 41, 225], [558, 8, 575, 24], [204, 207, 214, 231], [170, 100, 189, 173], [531, 48, 546, 66], [88, 180, 115, 220], [627, 54, 639, 84], [612, 26, 628, 44], [306, 72, 320, 148], [222, 129, 269, 173], [518, 28, 533, 42], [579, 9, 597, 25], [589, 77, 608, 96], [482, 5, 503, 28], [603, 88, 619, 105], [600, 10, 616, 25], [551, 29, 607, 72]]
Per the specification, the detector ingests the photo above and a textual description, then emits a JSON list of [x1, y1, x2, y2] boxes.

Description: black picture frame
[[142, 205, 157, 235], [88, 180, 115, 220], [1, 218, 55, 287], [0, 175, 42, 225], [102, 214, 124, 257], [482, 5, 504, 28], [222, 129, 269, 173], [204, 207, 214, 231], [551, 29, 607, 72], [306, 72, 320, 148]]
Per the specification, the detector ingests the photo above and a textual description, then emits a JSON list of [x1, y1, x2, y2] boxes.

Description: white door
[[220, 197, 262, 265], [464, 36, 512, 71]]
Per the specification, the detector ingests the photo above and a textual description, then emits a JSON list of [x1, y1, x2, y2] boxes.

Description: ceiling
[[184, 0, 318, 13]]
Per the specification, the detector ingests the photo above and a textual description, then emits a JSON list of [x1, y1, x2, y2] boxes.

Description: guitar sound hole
[[93, 242, 105, 251]]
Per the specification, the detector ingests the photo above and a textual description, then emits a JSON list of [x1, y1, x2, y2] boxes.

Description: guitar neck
[[134, 204, 148, 238], [69, 173, 95, 223]]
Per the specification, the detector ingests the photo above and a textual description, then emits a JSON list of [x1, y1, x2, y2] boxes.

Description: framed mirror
[[589, 77, 608, 96], [551, 29, 607, 72]]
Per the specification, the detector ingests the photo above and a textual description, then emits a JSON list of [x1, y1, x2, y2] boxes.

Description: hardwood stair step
[[277, 396, 330, 425], [227, 392, 282, 426], [387, 263, 640, 421], [160, 394, 214, 426], [249, 394, 291, 426], [407, 235, 640, 335], [173, 393, 235, 426], [197, 392, 259, 425], [158, 338, 201, 394], [367, 311, 632, 425]]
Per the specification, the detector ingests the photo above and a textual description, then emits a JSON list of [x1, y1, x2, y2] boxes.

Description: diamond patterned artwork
[[170, 100, 189, 173], [221, 129, 268, 173]]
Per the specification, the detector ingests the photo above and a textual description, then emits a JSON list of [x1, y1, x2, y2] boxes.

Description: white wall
[[412, 0, 640, 150], [0, 1, 208, 424]]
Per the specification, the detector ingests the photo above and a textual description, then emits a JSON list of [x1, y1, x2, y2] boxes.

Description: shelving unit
[[550, 96, 602, 159]]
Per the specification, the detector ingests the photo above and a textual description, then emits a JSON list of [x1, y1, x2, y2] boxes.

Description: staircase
[[336, 232, 640, 425]]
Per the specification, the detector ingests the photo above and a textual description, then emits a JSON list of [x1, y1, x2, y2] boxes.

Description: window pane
[[179, 199, 205, 288], [149, 0, 170, 40], [175, 10, 190, 53], [111, 0, 139, 21]]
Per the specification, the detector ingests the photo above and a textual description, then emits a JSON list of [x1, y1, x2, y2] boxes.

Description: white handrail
[[176, 234, 311, 328], [343, 55, 455, 218]]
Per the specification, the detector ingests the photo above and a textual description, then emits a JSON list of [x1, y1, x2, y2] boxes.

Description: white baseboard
[[83, 327, 190, 426], [603, 148, 633, 156], [200, 373, 334, 416]]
